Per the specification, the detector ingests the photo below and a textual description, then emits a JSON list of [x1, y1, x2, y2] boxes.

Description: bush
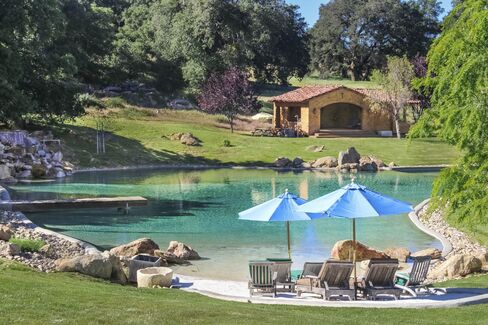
[[103, 97, 127, 108], [223, 139, 231, 147], [9, 238, 46, 253], [31, 165, 47, 179], [78, 94, 105, 109]]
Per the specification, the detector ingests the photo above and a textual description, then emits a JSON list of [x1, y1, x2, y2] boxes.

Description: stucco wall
[[305, 88, 391, 134]]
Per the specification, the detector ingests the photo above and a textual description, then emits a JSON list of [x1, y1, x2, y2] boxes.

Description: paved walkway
[[176, 274, 488, 308]]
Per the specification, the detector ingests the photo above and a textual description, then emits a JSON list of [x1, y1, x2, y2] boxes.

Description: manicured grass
[[54, 108, 458, 168], [9, 238, 46, 253], [0, 259, 487, 325]]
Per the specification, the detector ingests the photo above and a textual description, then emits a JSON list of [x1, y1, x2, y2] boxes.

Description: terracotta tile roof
[[269, 85, 419, 104], [269, 86, 342, 103]]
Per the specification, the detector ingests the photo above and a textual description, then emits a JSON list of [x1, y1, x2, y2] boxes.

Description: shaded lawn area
[[56, 109, 458, 168], [0, 259, 487, 325]]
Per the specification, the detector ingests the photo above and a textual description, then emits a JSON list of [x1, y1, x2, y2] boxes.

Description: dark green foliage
[[310, 0, 441, 81], [223, 139, 231, 147], [116, 0, 309, 91], [9, 238, 46, 253], [409, 0, 488, 229], [0, 0, 94, 126]]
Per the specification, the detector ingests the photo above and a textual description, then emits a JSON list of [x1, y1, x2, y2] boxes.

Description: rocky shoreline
[[416, 203, 488, 281], [0, 211, 86, 272]]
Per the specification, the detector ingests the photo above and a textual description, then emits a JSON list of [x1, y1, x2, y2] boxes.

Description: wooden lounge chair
[[248, 261, 275, 296], [271, 260, 294, 294], [395, 255, 441, 297], [295, 260, 355, 301], [248, 260, 294, 297], [358, 259, 402, 300]]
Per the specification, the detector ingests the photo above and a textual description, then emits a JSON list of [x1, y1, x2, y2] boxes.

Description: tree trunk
[[229, 117, 234, 133], [348, 62, 359, 81], [394, 117, 401, 139]]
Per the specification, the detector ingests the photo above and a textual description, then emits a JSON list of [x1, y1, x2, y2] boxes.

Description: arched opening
[[320, 103, 362, 129]]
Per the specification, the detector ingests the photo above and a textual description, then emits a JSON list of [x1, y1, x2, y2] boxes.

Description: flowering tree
[[198, 67, 260, 133]]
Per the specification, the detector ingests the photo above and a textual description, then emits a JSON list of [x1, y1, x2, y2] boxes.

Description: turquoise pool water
[[9, 168, 441, 280]]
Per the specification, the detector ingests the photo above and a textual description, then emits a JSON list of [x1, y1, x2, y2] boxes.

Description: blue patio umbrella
[[296, 179, 413, 279], [238, 189, 323, 259]]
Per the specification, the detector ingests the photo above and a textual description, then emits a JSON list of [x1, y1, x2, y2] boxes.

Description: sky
[[286, 0, 453, 27]]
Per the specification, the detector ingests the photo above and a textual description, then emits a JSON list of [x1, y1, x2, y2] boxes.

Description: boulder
[[330, 240, 389, 261], [0, 225, 13, 241], [0, 241, 20, 256], [137, 267, 173, 288], [312, 156, 338, 168], [0, 165, 12, 180], [359, 157, 378, 172], [388, 162, 397, 168], [274, 157, 292, 168], [384, 247, 410, 262], [102, 251, 128, 284], [0, 186, 10, 201], [476, 253, 488, 271], [306, 145, 324, 153], [339, 163, 359, 172], [154, 250, 185, 265], [52, 151, 63, 162], [110, 238, 160, 257], [411, 248, 442, 259], [179, 133, 199, 146], [55, 170, 66, 178], [369, 156, 385, 168], [39, 244, 56, 258], [429, 254, 482, 280], [292, 157, 304, 168], [167, 241, 200, 260], [17, 170, 32, 178], [31, 164, 47, 179], [338, 147, 361, 166], [56, 254, 112, 280]]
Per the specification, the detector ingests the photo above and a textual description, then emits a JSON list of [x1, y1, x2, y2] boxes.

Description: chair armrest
[[303, 275, 319, 279]]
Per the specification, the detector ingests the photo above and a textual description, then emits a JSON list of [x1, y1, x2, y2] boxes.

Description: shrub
[[103, 97, 127, 108], [78, 94, 105, 109], [223, 139, 231, 147], [9, 238, 46, 253], [31, 165, 47, 179]]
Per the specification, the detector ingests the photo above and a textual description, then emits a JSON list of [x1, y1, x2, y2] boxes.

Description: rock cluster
[[276, 147, 386, 171], [93, 81, 165, 108], [167, 133, 200, 146], [0, 130, 73, 182], [110, 238, 201, 266], [0, 211, 86, 272], [273, 157, 304, 168], [416, 205, 488, 281]]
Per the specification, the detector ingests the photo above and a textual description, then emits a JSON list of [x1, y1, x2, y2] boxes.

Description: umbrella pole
[[286, 221, 291, 260], [352, 218, 357, 282]]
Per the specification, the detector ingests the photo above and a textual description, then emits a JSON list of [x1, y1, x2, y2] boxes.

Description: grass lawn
[[54, 107, 458, 168], [289, 75, 379, 89], [0, 259, 487, 325]]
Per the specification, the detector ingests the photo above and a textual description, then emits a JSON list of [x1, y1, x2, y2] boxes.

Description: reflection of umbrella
[[297, 180, 413, 279], [238, 189, 322, 259]]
